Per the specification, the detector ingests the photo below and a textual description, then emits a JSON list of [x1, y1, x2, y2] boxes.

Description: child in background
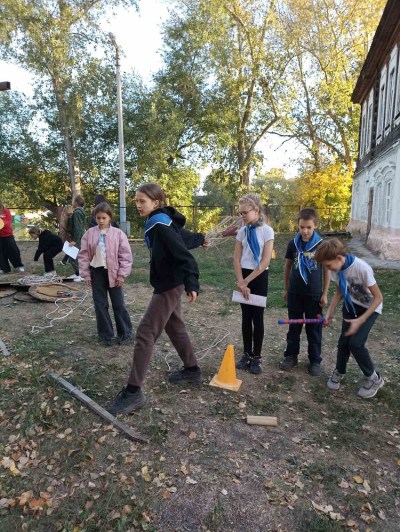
[[59, 204, 73, 266], [0, 200, 24, 274], [108, 183, 201, 415], [79, 202, 132, 346], [315, 238, 384, 398], [89, 194, 119, 228], [234, 194, 274, 374], [67, 195, 86, 281], [280, 208, 329, 376], [28, 226, 63, 276]]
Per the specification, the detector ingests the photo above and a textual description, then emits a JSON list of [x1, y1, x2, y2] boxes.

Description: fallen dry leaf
[[353, 475, 363, 484]]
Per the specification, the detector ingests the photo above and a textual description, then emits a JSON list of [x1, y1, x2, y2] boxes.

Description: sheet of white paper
[[62, 241, 79, 259], [232, 290, 267, 308]]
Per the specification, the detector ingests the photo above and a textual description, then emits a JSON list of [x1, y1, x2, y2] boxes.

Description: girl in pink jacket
[[79, 202, 132, 346]]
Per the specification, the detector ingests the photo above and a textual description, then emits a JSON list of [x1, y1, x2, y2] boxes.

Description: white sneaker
[[327, 368, 344, 391], [15, 267, 25, 272], [73, 275, 84, 282], [66, 274, 79, 280], [0, 270, 4, 275], [357, 372, 384, 399], [44, 271, 56, 277]]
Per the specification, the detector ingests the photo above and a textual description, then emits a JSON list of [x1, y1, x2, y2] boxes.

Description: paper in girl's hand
[[62, 241, 79, 259], [232, 290, 267, 308]]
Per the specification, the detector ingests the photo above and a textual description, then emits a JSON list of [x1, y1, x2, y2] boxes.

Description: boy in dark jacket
[[280, 208, 330, 376], [28, 226, 63, 276]]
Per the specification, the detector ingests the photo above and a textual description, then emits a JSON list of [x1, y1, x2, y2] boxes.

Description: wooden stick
[[246, 415, 278, 427], [49, 372, 148, 443]]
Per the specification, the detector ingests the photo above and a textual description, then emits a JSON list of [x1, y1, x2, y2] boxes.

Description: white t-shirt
[[330, 256, 382, 314], [236, 223, 274, 270], [90, 229, 108, 269]]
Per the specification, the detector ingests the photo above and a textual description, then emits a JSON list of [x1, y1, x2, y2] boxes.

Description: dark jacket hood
[[162, 206, 186, 228]]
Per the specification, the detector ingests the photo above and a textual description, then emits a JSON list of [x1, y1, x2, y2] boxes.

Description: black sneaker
[[249, 357, 262, 374], [308, 362, 322, 376], [168, 367, 202, 384], [108, 387, 146, 415], [99, 338, 115, 347], [118, 336, 133, 346], [279, 355, 298, 370], [236, 353, 251, 370]]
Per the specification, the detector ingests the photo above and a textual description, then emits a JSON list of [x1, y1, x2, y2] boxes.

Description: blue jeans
[[336, 303, 377, 377]]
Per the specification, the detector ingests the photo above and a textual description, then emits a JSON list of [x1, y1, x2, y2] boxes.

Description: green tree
[[275, 0, 387, 171], [1, 0, 138, 196]]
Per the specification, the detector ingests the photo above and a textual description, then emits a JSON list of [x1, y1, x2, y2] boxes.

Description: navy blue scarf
[[294, 231, 322, 284], [144, 213, 172, 248], [245, 223, 261, 268], [338, 254, 357, 316]]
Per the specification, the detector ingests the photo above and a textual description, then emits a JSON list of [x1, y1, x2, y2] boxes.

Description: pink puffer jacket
[[79, 226, 132, 287]]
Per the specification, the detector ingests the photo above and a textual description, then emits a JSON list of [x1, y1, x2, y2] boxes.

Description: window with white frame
[[385, 180, 392, 225], [359, 102, 367, 157], [376, 66, 387, 144], [385, 47, 398, 131], [366, 89, 374, 153], [375, 183, 382, 224]]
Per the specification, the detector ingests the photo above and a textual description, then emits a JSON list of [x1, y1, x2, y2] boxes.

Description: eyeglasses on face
[[239, 208, 254, 216]]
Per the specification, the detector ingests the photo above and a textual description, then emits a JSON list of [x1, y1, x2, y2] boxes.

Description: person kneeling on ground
[[28, 226, 63, 276]]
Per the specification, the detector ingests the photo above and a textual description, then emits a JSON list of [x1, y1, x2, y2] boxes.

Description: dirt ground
[[1, 241, 400, 531]]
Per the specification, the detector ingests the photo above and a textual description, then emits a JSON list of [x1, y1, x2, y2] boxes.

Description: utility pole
[[110, 34, 128, 235]]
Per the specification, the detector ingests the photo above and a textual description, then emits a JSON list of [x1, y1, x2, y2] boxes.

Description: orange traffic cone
[[209, 344, 242, 392]]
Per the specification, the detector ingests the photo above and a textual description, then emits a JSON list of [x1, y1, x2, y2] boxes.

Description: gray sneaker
[[279, 355, 298, 370], [108, 387, 146, 415], [327, 369, 344, 390], [357, 372, 384, 399]]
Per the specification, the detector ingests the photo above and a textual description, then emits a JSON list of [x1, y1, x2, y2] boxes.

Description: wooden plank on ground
[[49, 372, 148, 443]]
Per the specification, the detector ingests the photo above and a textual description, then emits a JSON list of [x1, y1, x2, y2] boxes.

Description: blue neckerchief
[[245, 223, 261, 268], [338, 254, 357, 316], [294, 231, 322, 284], [144, 213, 172, 248]]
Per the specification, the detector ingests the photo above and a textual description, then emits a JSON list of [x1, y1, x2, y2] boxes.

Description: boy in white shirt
[[315, 238, 384, 398]]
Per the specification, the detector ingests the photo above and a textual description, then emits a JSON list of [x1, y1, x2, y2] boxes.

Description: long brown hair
[[136, 183, 166, 207]]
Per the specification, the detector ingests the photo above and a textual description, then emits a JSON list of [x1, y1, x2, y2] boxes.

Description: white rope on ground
[[13, 274, 64, 286], [163, 320, 231, 370], [31, 290, 90, 334]]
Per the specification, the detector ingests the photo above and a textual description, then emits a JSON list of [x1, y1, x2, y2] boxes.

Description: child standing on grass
[[315, 238, 384, 398], [28, 226, 63, 276], [0, 200, 24, 274], [108, 183, 201, 415], [234, 194, 274, 375], [59, 204, 73, 266], [280, 208, 330, 376], [66, 195, 86, 282], [79, 202, 133, 347]]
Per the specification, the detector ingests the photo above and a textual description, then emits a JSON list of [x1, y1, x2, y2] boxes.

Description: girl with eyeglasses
[[234, 194, 274, 374]]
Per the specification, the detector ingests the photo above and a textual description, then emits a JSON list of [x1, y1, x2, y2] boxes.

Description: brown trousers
[[128, 285, 197, 387]]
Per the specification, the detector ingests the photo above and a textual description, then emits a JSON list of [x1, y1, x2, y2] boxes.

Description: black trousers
[[90, 266, 132, 341], [284, 291, 322, 363], [0, 236, 24, 273], [42, 243, 63, 272], [336, 303, 377, 377], [240, 268, 268, 358]]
